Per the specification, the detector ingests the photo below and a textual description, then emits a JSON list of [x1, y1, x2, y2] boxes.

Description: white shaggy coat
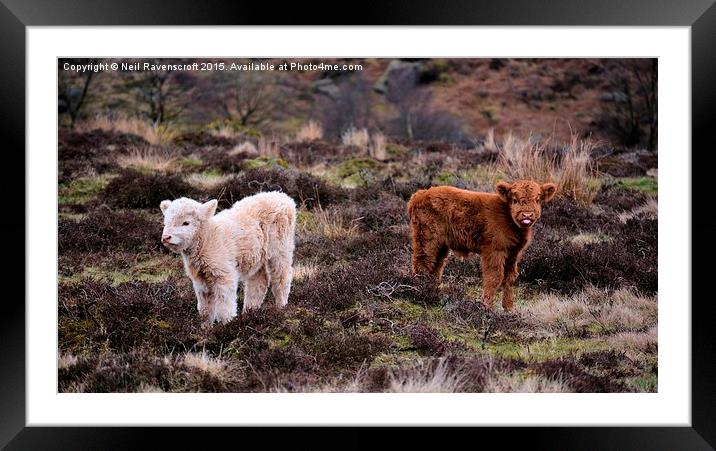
[[160, 192, 296, 324]]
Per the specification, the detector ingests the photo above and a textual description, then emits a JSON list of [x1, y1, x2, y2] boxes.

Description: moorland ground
[[58, 58, 657, 392]]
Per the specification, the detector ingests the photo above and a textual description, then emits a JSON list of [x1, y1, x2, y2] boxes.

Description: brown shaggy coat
[[407, 180, 557, 311]]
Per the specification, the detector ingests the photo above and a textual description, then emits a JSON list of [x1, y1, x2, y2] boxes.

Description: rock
[[312, 78, 340, 98], [373, 59, 422, 94]]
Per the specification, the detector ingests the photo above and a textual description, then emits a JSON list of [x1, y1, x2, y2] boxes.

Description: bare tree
[[58, 58, 99, 128], [220, 70, 280, 127], [124, 61, 189, 124], [598, 59, 657, 150]]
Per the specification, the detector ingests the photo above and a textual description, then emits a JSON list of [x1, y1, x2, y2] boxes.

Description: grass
[[341, 127, 370, 148], [618, 177, 658, 196], [77, 114, 178, 146], [496, 132, 601, 206], [59, 175, 113, 205], [117, 147, 179, 173], [296, 121, 323, 142]]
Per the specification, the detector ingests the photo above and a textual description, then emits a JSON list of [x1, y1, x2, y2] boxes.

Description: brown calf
[[407, 180, 557, 311]]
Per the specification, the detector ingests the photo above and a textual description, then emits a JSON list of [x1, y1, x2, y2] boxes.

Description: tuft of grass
[[230, 141, 259, 156], [568, 232, 613, 248], [496, 132, 600, 206], [77, 115, 178, 146], [296, 121, 323, 142], [386, 358, 466, 393], [483, 372, 569, 393], [183, 351, 228, 378], [341, 127, 370, 148], [369, 132, 388, 161], [185, 171, 232, 191], [618, 198, 658, 223], [312, 207, 361, 240], [117, 147, 179, 173]]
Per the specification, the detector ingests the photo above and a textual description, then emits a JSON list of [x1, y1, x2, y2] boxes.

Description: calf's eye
[[182, 221, 190, 226]]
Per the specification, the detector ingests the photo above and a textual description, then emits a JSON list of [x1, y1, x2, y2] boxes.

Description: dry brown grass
[[313, 208, 360, 240], [183, 351, 228, 378], [58, 353, 79, 369], [296, 120, 324, 142], [186, 172, 232, 191], [341, 127, 370, 148], [484, 373, 568, 393], [293, 262, 320, 281], [524, 285, 657, 334], [496, 132, 600, 206], [369, 131, 388, 161], [136, 383, 165, 393], [386, 358, 466, 393], [618, 198, 658, 223], [210, 124, 241, 140], [568, 232, 613, 248], [117, 147, 179, 172], [77, 114, 178, 146], [257, 136, 281, 157], [230, 141, 259, 156]]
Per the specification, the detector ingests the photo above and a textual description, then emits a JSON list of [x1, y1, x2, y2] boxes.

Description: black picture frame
[[4, 0, 714, 448]]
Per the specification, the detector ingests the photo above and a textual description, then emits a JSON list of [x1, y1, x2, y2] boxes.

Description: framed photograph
[[6, 0, 714, 448]]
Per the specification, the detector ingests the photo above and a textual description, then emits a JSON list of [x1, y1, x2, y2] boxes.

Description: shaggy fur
[[160, 192, 296, 324], [407, 180, 557, 311]]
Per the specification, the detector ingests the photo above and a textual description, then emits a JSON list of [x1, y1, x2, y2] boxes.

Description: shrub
[[211, 168, 348, 210], [532, 357, 625, 392], [100, 169, 198, 208], [58, 207, 162, 253], [58, 279, 201, 354]]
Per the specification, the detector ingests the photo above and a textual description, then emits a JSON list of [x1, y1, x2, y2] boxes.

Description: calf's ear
[[496, 181, 511, 202], [160, 200, 171, 214], [541, 183, 558, 202], [199, 199, 218, 219]]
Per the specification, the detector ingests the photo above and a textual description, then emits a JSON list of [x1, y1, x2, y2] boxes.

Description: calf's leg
[[269, 256, 293, 308], [480, 251, 506, 309], [412, 236, 450, 281], [501, 251, 524, 312], [212, 278, 239, 323], [243, 266, 269, 313]]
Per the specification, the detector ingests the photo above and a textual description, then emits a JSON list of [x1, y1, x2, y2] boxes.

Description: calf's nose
[[162, 234, 172, 242], [522, 212, 534, 219]]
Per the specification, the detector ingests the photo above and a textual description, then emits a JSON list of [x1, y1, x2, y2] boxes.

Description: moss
[[244, 156, 289, 170], [336, 157, 381, 179], [618, 177, 657, 196], [483, 337, 614, 362], [624, 374, 657, 392], [59, 257, 177, 286], [389, 299, 425, 322], [480, 106, 499, 125], [385, 143, 408, 159], [59, 175, 113, 205], [437, 72, 456, 85], [434, 170, 458, 185]]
